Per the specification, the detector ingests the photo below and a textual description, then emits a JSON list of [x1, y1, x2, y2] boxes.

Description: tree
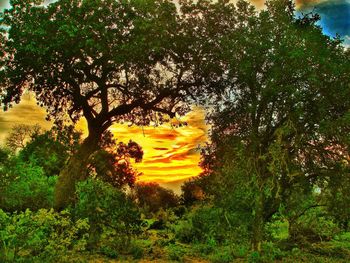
[[201, 0, 350, 251], [181, 176, 206, 206], [75, 178, 141, 249], [89, 139, 143, 189], [0, 0, 213, 208], [134, 182, 179, 213], [19, 126, 82, 176], [5, 124, 41, 152]]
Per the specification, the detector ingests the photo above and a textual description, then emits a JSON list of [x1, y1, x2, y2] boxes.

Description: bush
[[192, 207, 230, 243], [261, 242, 285, 261], [134, 182, 179, 213], [166, 243, 186, 261], [181, 177, 206, 206], [74, 179, 141, 250], [208, 247, 234, 263], [290, 210, 340, 243], [174, 206, 235, 245], [19, 132, 70, 177], [0, 209, 89, 262], [129, 240, 144, 259], [0, 162, 57, 212], [248, 251, 261, 263], [174, 219, 196, 243]]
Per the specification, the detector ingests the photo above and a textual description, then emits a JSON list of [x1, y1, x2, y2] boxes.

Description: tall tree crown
[[0, 0, 211, 132]]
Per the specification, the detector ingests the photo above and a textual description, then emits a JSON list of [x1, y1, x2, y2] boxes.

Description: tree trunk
[[54, 133, 100, 210], [251, 190, 264, 252]]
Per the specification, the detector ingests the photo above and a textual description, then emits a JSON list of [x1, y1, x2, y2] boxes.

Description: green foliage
[[200, 0, 350, 250], [265, 219, 289, 240], [174, 206, 233, 244], [0, 0, 349, 261], [181, 177, 206, 206], [190, 207, 227, 243], [307, 242, 350, 260], [74, 179, 141, 250], [19, 131, 71, 177], [248, 251, 261, 263], [290, 209, 340, 244], [129, 240, 144, 260], [174, 218, 195, 244], [0, 161, 57, 212], [134, 182, 179, 214], [323, 169, 350, 230], [166, 243, 186, 262], [0, 208, 89, 262], [261, 242, 286, 261], [0, 0, 202, 208], [208, 247, 234, 263], [0, 148, 15, 189]]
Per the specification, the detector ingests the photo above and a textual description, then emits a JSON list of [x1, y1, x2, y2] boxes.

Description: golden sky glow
[[0, 94, 208, 192], [0, 94, 52, 142], [109, 108, 207, 189]]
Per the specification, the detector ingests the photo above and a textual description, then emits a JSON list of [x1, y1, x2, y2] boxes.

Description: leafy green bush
[[134, 182, 179, 214], [129, 240, 144, 259], [166, 243, 186, 261], [175, 206, 230, 244], [19, 132, 70, 177], [0, 209, 89, 262], [248, 251, 261, 263], [74, 178, 141, 251], [208, 247, 234, 263], [290, 210, 340, 243], [261, 241, 286, 261], [265, 219, 289, 241], [231, 243, 249, 258], [0, 161, 57, 212], [175, 219, 197, 243]]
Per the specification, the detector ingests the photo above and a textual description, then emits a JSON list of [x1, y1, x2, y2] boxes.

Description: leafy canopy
[[0, 0, 212, 133]]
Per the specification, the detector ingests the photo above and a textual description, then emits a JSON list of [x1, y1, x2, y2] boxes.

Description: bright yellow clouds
[[109, 107, 208, 184], [0, 96, 208, 190]]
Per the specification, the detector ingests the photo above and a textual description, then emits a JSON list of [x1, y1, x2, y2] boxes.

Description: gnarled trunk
[[54, 133, 100, 210]]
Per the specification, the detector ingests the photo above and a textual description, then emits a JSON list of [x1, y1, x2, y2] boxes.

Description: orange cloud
[[109, 107, 208, 186]]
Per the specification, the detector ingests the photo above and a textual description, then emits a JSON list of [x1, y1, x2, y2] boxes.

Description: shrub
[[19, 132, 70, 177], [0, 162, 57, 212], [208, 247, 234, 263], [289, 209, 340, 243], [166, 243, 186, 262], [174, 219, 196, 243], [191, 207, 230, 243], [134, 182, 179, 213], [129, 240, 144, 259], [181, 177, 206, 206], [248, 251, 261, 263], [174, 206, 234, 245], [74, 179, 141, 250], [0, 209, 89, 262], [261, 241, 285, 261]]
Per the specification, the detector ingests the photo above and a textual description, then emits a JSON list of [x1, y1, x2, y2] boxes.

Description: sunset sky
[[0, 0, 349, 192]]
